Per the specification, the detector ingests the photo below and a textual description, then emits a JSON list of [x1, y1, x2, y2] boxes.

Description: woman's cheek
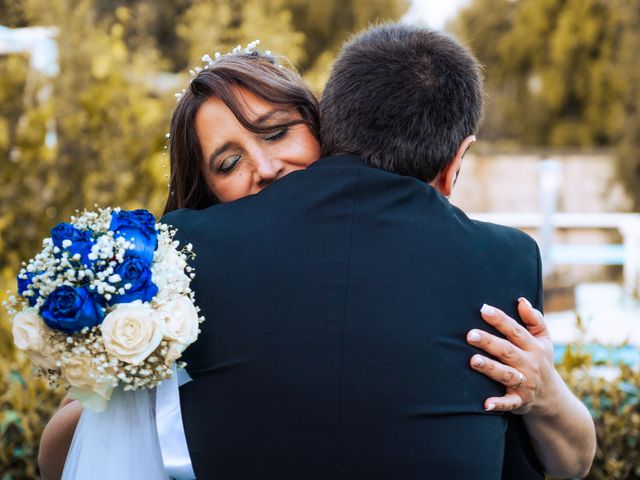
[[287, 139, 320, 168], [227, 169, 257, 201]]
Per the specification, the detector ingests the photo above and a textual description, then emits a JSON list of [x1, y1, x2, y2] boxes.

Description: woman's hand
[[467, 297, 596, 478], [466, 297, 559, 414]]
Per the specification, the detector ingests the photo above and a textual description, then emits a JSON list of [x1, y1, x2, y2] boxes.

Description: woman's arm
[[38, 397, 83, 480], [467, 298, 596, 479]]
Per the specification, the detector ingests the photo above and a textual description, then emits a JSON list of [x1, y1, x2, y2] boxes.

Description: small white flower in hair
[[174, 41, 281, 103]]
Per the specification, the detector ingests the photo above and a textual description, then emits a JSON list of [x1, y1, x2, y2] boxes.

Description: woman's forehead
[[196, 86, 292, 130]]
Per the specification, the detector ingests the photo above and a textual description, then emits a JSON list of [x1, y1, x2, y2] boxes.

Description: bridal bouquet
[[4, 207, 201, 411]]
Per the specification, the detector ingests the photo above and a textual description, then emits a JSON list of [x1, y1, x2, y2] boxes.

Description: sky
[[403, 0, 471, 30]]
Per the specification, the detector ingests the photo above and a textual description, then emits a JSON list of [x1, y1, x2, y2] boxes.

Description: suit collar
[[308, 154, 367, 169]]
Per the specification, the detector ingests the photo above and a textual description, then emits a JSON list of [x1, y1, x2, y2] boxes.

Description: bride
[[39, 42, 595, 479]]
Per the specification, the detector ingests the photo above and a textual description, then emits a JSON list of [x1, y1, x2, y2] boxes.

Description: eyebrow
[[254, 108, 288, 124], [207, 109, 290, 170]]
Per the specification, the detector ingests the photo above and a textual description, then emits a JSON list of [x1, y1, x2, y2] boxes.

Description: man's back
[[164, 155, 542, 479]]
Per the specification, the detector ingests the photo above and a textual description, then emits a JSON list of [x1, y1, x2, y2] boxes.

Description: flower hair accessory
[[174, 39, 281, 102]]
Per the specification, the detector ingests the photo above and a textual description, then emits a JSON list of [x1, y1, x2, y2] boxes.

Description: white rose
[[158, 296, 199, 351], [29, 349, 57, 370], [101, 301, 165, 365], [61, 356, 115, 411], [11, 308, 57, 370], [62, 355, 106, 391], [12, 308, 48, 351]]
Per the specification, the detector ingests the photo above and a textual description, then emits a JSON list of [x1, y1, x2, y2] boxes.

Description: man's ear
[[432, 135, 475, 197]]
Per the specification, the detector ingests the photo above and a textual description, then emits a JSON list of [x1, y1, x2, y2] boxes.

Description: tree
[[451, 0, 640, 208], [286, 0, 410, 90], [1, 0, 170, 269], [174, 0, 409, 92]]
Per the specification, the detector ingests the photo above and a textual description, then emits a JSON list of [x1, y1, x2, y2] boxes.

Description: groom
[[166, 24, 543, 478]]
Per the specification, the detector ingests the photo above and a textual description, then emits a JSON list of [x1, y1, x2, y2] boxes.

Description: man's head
[[320, 23, 484, 195]]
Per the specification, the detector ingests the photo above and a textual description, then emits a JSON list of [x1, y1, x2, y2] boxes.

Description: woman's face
[[195, 87, 321, 203]]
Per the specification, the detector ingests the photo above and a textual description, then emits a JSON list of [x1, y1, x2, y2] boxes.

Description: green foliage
[[452, 0, 640, 208], [175, 0, 306, 80], [557, 345, 640, 479], [1, 1, 171, 271], [285, 0, 410, 91], [171, 0, 410, 92]]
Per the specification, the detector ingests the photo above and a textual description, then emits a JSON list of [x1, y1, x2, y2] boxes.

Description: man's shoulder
[[160, 207, 213, 237], [449, 205, 539, 254], [474, 217, 536, 243], [469, 215, 540, 256], [159, 200, 248, 242], [160, 207, 200, 229], [160, 193, 259, 228]]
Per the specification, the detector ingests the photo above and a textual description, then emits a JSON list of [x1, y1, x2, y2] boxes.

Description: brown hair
[[163, 53, 320, 215]]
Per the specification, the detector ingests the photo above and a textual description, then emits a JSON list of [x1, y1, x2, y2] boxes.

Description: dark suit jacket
[[163, 155, 544, 479]]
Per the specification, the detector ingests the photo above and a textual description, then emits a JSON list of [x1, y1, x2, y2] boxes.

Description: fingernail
[[480, 304, 496, 316], [472, 355, 485, 368], [485, 403, 496, 412], [468, 330, 481, 342], [518, 297, 532, 308]]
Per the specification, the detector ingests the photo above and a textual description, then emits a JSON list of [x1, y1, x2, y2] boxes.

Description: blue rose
[[51, 222, 95, 266], [109, 209, 158, 264], [17, 271, 39, 307], [40, 286, 105, 333], [110, 256, 158, 304]]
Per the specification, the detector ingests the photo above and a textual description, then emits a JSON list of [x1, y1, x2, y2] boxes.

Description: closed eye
[[218, 154, 241, 174], [263, 128, 288, 142]]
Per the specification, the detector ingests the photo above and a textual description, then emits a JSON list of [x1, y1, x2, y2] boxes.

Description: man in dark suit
[[164, 24, 544, 479]]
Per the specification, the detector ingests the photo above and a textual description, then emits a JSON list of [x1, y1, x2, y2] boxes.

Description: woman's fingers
[[467, 329, 524, 367], [484, 393, 524, 412], [469, 299, 553, 415], [517, 297, 549, 338], [480, 304, 535, 350], [470, 354, 526, 388]]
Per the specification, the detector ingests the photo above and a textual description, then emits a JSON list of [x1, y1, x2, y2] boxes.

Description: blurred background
[[1, 0, 639, 478]]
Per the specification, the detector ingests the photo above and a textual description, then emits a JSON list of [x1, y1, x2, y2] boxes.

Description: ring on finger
[[513, 371, 525, 389]]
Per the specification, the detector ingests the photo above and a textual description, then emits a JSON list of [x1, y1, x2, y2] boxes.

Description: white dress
[[61, 367, 194, 480], [61, 387, 169, 479]]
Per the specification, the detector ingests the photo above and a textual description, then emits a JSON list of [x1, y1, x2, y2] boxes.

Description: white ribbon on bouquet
[[156, 364, 196, 479]]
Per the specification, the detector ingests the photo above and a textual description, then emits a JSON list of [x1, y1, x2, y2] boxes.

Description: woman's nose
[[254, 154, 285, 186]]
